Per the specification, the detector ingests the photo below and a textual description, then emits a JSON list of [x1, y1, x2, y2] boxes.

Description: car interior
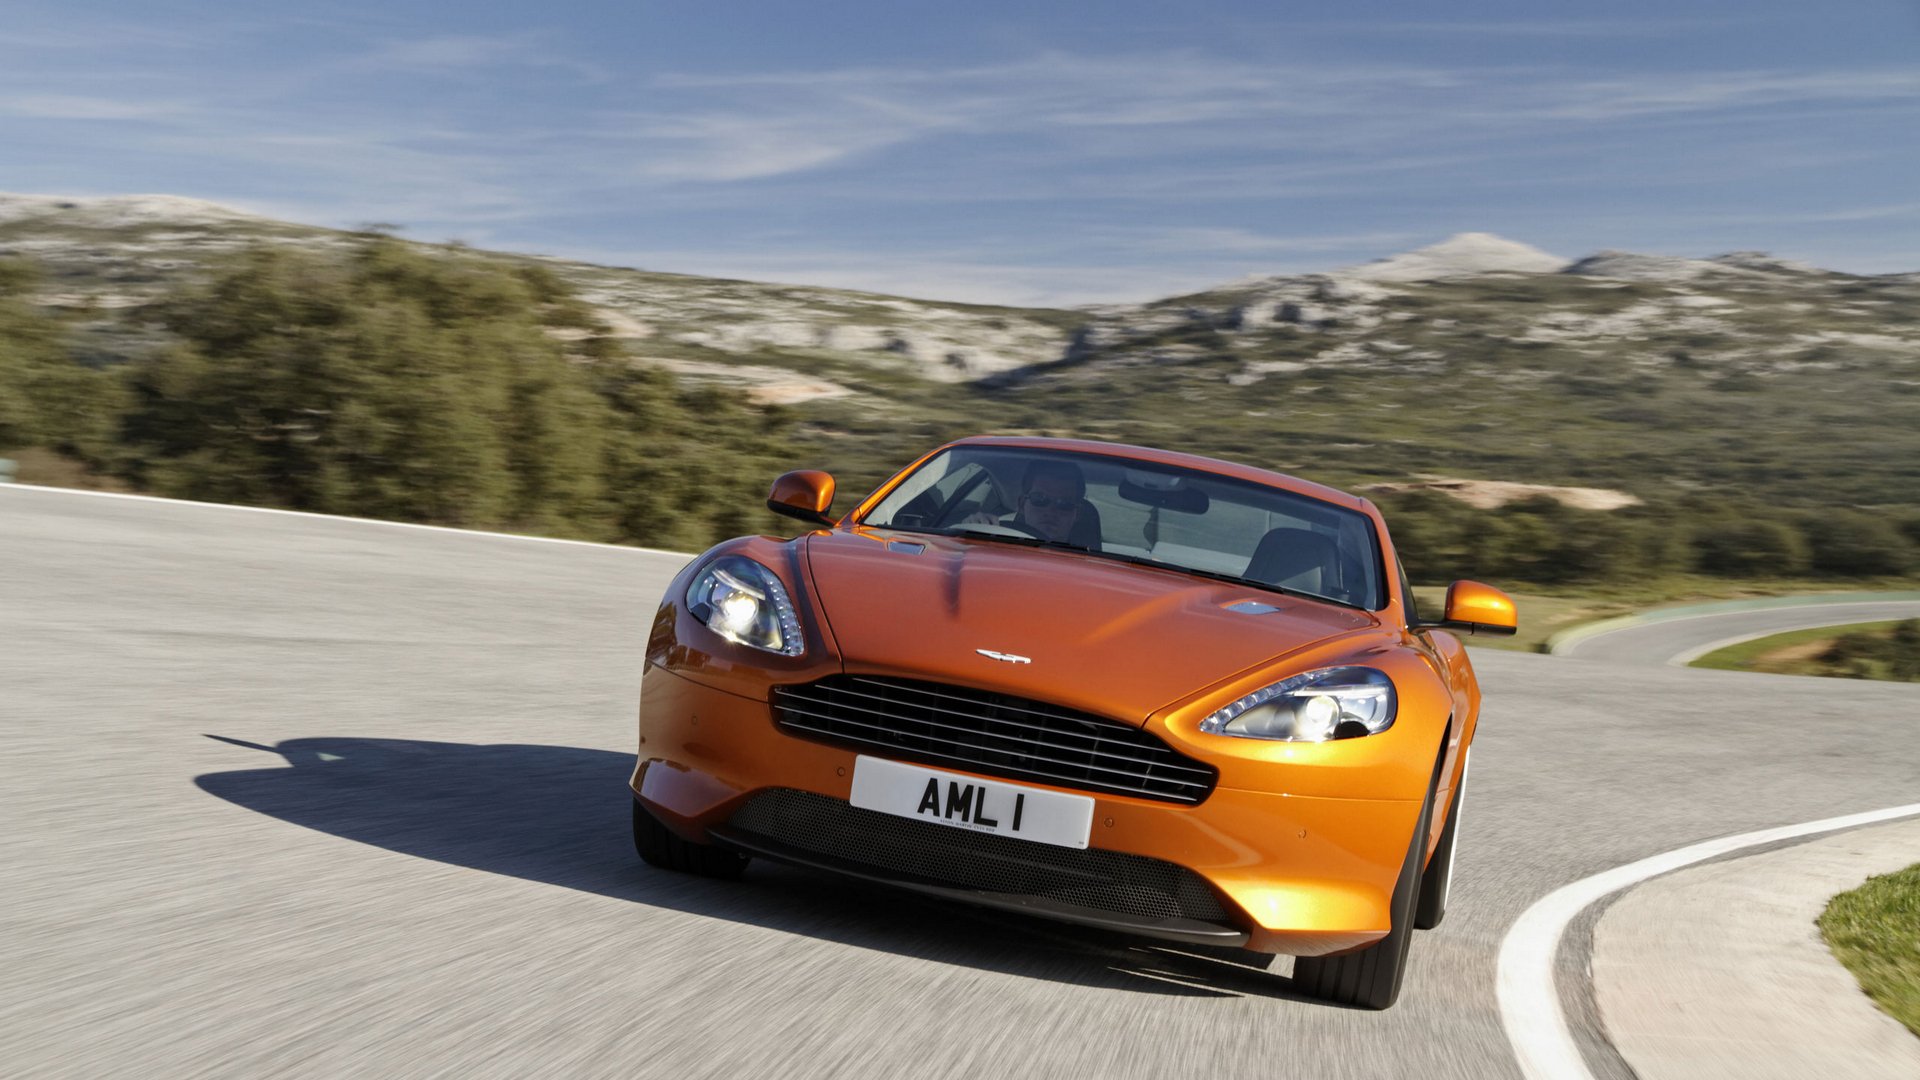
[[868, 449, 1378, 608]]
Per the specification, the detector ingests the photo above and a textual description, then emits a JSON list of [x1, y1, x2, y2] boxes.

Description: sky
[[3, 0, 1917, 305]]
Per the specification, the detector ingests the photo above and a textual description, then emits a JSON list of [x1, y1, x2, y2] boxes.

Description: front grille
[[728, 788, 1230, 923], [771, 675, 1216, 804]]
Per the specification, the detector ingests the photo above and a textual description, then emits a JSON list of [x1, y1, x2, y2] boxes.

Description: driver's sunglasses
[[1022, 491, 1078, 512]]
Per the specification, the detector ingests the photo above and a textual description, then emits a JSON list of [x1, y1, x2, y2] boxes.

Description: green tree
[[123, 239, 619, 535], [1694, 518, 1811, 577], [1796, 510, 1916, 577], [1375, 492, 1477, 581], [1891, 620, 1920, 681], [1897, 514, 1920, 550], [0, 258, 127, 463], [124, 236, 796, 548]]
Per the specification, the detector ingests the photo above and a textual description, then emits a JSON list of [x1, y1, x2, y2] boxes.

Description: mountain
[[0, 193, 276, 229], [1338, 232, 1569, 281], [0, 192, 1078, 400], [3, 191, 1917, 519]]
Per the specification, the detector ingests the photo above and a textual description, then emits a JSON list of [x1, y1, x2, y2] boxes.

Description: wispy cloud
[[0, 16, 208, 51], [4, 13, 1916, 299], [0, 94, 188, 120], [623, 109, 936, 181], [135, 129, 548, 226], [1300, 16, 1772, 39], [1702, 202, 1920, 226], [1086, 226, 1421, 257], [354, 33, 612, 82], [620, 54, 1920, 183], [1535, 70, 1920, 120]]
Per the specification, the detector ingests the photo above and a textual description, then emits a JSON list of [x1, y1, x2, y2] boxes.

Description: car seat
[[1070, 499, 1103, 551], [1246, 527, 1341, 596]]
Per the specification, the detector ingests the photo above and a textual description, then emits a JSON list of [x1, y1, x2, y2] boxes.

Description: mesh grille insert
[[728, 788, 1230, 924], [771, 675, 1215, 805]]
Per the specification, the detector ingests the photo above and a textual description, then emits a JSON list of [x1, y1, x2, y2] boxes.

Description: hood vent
[[1225, 600, 1282, 615]]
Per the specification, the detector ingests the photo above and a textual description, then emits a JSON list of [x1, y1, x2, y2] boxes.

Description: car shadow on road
[[195, 734, 1342, 1005]]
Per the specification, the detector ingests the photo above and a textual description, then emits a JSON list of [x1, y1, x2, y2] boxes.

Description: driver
[[966, 459, 1084, 543]]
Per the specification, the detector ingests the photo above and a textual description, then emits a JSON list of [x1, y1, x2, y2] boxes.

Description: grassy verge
[[1819, 862, 1920, 1038], [1690, 621, 1905, 674], [0, 446, 129, 491]]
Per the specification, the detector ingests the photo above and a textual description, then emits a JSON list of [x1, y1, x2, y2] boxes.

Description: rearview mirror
[[1422, 580, 1517, 636], [767, 470, 836, 527], [1117, 473, 1210, 514]]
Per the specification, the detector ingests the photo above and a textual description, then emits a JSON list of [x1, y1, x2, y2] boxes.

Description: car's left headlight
[[1198, 666, 1397, 742], [685, 556, 805, 657]]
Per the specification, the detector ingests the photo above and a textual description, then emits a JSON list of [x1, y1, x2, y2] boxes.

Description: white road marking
[[1665, 629, 1791, 668], [2, 483, 697, 558], [1497, 801, 1920, 1080]]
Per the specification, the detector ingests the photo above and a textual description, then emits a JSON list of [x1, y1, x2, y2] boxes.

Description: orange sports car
[[631, 436, 1515, 1008]]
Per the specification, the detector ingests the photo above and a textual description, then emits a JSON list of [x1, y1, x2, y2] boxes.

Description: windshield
[[861, 446, 1385, 610]]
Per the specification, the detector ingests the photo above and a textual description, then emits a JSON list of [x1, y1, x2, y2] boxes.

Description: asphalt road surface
[[6, 486, 1919, 1080], [1560, 601, 1920, 666]]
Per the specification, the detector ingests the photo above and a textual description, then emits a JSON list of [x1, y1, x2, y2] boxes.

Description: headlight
[[1198, 666, 1396, 742], [685, 556, 804, 656]]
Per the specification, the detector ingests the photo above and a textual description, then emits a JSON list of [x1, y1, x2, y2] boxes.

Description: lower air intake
[[727, 788, 1229, 924]]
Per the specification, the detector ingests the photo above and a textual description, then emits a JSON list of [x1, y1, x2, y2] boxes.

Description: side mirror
[[767, 470, 836, 527], [1419, 580, 1517, 636]]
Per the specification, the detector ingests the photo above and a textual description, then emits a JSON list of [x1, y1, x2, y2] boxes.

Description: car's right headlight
[[685, 556, 804, 656], [1198, 666, 1396, 742]]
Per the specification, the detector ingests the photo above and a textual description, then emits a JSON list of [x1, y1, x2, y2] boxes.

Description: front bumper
[[632, 663, 1422, 956]]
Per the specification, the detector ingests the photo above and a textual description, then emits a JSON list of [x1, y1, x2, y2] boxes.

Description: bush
[[1819, 620, 1920, 682], [1376, 492, 1682, 586], [0, 259, 128, 464], [1898, 514, 1920, 549], [1796, 510, 1917, 577], [120, 239, 786, 549], [1694, 519, 1811, 577]]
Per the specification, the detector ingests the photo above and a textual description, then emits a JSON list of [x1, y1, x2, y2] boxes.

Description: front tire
[[1292, 776, 1434, 1010], [632, 800, 749, 879], [1415, 748, 1469, 930]]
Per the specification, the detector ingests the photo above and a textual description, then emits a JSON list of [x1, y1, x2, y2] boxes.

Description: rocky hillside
[[5, 192, 1918, 516], [0, 194, 1080, 404]]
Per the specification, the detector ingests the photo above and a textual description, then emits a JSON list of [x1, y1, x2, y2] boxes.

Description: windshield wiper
[[1087, 553, 1359, 610], [932, 524, 1095, 553]]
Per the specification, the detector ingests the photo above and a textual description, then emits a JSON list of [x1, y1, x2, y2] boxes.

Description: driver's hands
[[962, 511, 997, 524]]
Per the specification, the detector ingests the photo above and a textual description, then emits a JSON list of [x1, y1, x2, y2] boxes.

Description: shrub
[[1796, 511, 1917, 577], [0, 259, 128, 464], [1694, 519, 1811, 577], [120, 239, 784, 548]]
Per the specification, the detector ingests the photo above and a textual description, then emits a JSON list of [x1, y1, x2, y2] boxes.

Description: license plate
[[849, 756, 1094, 849]]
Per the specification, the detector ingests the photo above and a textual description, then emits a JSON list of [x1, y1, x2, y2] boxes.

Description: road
[[5, 486, 1919, 1080], [1559, 600, 1920, 666]]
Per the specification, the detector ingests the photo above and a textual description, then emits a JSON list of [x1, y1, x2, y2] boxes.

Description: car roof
[[942, 435, 1373, 512]]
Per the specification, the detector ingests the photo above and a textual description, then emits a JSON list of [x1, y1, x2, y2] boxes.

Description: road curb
[[1591, 817, 1920, 1080], [1544, 592, 1920, 655]]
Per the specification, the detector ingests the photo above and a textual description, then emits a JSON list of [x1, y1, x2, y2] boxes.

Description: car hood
[[802, 529, 1383, 725]]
